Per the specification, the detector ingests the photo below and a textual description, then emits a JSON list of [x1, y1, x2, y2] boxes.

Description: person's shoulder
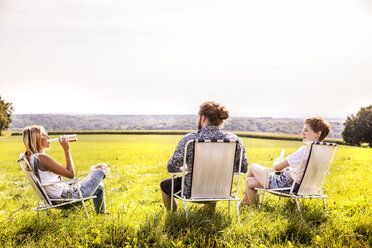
[[289, 145, 307, 158], [182, 132, 198, 140], [224, 132, 242, 142], [298, 145, 308, 152], [37, 153, 53, 162], [177, 132, 198, 144]]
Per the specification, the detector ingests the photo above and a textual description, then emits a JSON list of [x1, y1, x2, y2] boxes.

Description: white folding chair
[[170, 139, 244, 221], [255, 141, 338, 211], [18, 157, 96, 218]]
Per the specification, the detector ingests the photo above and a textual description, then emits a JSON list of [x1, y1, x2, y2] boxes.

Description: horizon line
[[12, 112, 347, 121]]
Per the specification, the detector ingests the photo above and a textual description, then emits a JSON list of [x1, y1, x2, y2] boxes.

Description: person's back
[[167, 125, 248, 198], [160, 101, 249, 210]]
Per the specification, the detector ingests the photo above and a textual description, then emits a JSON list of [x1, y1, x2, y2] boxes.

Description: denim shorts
[[268, 172, 293, 189]]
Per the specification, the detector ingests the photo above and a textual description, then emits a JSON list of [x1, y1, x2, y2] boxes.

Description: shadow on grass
[[136, 206, 233, 247], [259, 196, 329, 221], [247, 197, 330, 245]]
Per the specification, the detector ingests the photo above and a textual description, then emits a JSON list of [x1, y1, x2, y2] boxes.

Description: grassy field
[[0, 134, 371, 247]]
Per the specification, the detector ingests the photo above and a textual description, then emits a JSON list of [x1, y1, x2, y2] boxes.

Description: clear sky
[[0, 0, 371, 120]]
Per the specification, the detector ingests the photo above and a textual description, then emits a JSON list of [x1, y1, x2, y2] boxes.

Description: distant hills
[[9, 114, 344, 139]]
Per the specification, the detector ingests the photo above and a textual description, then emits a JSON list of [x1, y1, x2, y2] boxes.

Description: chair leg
[[228, 201, 231, 218], [77, 185, 89, 218], [322, 198, 327, 211], [236, 200, 240, 222], [82, 201, 89, 218], [171, 177, 174, 211], [259, 191, 265, 208], [295, 198, 301, 212]]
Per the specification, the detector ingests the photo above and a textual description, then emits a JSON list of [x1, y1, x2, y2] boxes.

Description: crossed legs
[[242, 163, 270, 206]]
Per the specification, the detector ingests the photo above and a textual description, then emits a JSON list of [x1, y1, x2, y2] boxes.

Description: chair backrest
[[296, 142, 337, 195], [190, 140, 239, 199], [18, 157, 51, 206]]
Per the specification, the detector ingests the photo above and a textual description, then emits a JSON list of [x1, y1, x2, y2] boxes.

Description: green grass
[[0, 135, 370, 247]]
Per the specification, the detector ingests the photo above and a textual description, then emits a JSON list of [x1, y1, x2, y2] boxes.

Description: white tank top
[[30, 154, 67, 199]]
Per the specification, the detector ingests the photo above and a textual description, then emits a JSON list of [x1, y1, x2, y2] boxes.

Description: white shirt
[[30, 154, 67, 199], [286, 145, 311, 183]]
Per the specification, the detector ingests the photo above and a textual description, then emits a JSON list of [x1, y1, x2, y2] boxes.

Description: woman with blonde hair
[[22, 125, 108, 214]]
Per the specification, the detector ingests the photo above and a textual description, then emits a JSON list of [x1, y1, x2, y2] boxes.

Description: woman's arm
[[38, 154, 75, 178], [273, 159, 290, 171], [38, 135, 75, 178]]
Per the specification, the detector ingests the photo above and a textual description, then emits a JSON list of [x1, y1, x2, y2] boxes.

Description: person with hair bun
[[160, 101, 249, 210], [241, 117, 331, 206], [21, 125, 109, 214]]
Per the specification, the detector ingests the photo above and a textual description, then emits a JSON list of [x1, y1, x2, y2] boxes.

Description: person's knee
[[160, 178, 174, 195], [160, 180, 166, 192], [245, 178, 253, 188], [96, 182, 104, 193], [245, 177, 257, 189], [250, 163, 260, 172], [251, 163, 267, 177]]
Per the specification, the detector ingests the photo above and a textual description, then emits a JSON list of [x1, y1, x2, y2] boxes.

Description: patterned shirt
[[167, 125, 249, 198]]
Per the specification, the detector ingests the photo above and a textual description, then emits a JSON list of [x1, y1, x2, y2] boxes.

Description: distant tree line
[[9, 114, 344, 139]]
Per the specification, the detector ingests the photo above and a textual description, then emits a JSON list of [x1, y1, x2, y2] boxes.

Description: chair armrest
[[169, 172, 183, 177], [169, 166, 187, 176], [41, 178, 79, 187], [234, 172, 246, 175]]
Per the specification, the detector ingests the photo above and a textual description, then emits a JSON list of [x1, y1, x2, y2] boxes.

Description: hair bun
[[218, 106, 229, 120], [199, 101, 229, 126]]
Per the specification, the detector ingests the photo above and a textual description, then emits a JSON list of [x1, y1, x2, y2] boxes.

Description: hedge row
[[9, 130, 345, 145]]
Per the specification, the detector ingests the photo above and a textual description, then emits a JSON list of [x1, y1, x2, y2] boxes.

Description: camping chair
[[18, 157, 96, 218], [255, 141, 338, 211], [170, 139, 244, 221]]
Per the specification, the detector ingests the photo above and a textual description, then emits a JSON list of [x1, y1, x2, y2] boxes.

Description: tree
[[0, 96, 14, 136], [342, 104, 372, 147]]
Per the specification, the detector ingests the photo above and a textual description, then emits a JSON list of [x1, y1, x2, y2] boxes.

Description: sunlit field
[[0, 135, 371, 247]]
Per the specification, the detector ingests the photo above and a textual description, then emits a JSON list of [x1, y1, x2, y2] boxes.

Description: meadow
[[0, 134, 370, 247]]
